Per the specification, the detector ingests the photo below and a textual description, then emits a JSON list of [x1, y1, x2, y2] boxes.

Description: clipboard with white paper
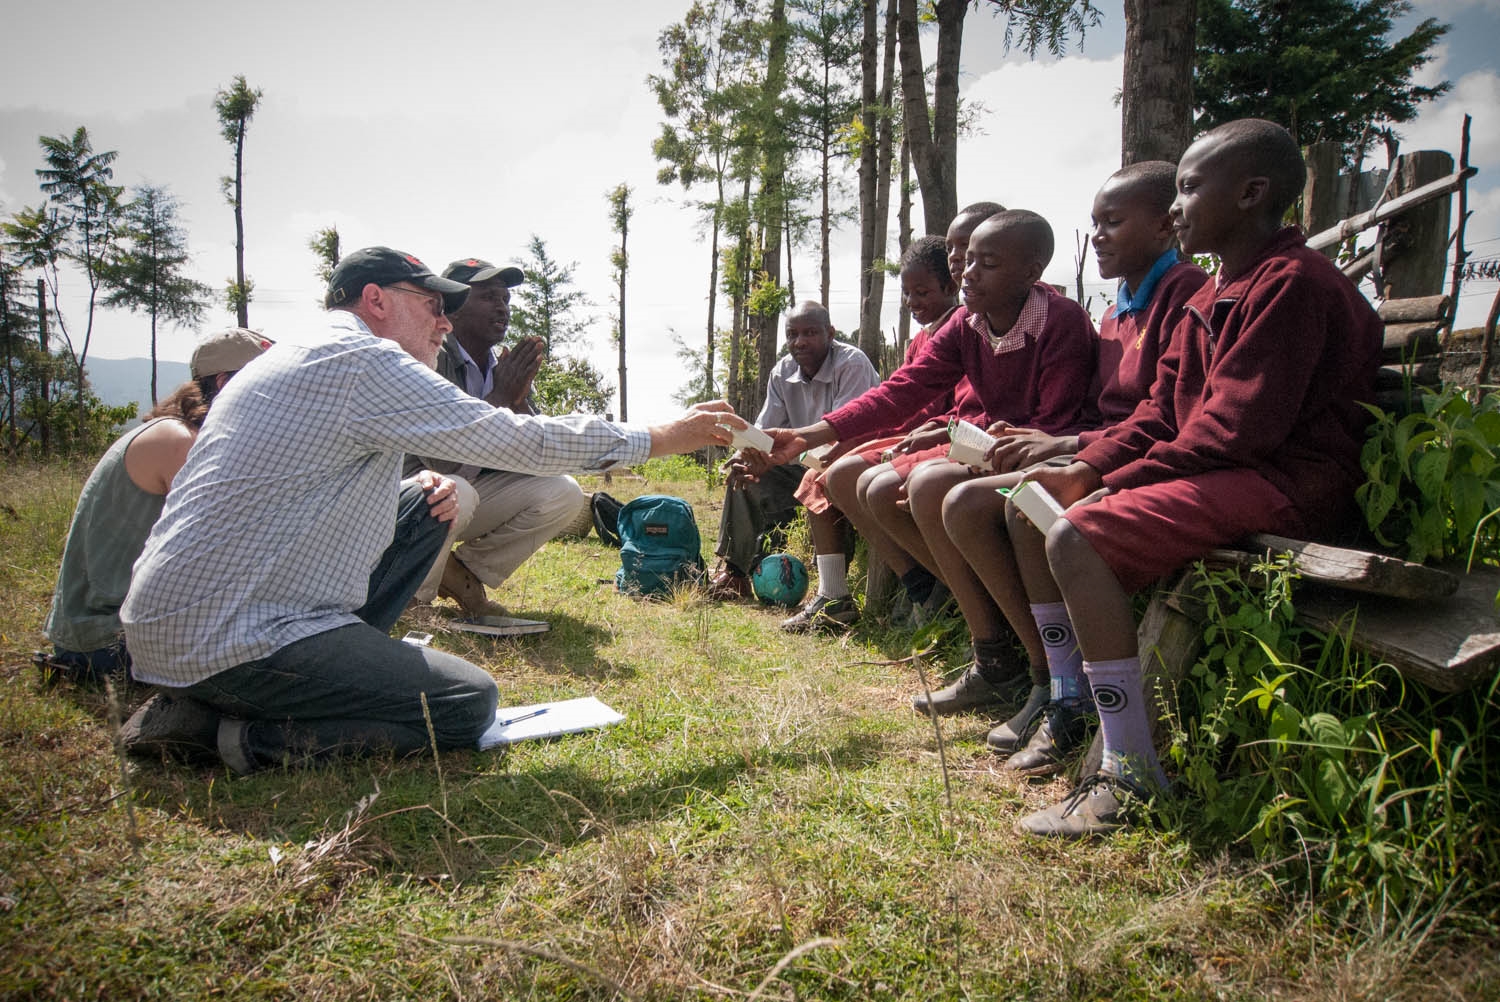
[[476, 695, 626, 750]]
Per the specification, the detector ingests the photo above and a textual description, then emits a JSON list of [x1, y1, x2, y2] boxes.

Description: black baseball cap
[[325, 246, 470, 314], [442, 258, 526, 287]]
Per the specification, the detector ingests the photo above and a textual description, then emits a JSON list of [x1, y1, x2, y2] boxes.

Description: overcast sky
[[1, 0, 1496, 424]]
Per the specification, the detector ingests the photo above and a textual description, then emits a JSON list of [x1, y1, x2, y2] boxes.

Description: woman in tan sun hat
[[40, 328, 271, 684]]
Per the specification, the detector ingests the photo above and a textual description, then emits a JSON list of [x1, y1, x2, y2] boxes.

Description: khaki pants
[[416, 470, 584, 601]]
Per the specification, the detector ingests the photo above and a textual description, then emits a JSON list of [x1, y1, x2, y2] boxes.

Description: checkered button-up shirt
[[122, 311, 650, 685]]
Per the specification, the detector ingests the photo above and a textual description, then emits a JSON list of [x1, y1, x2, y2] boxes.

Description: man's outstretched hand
[[649, 401, 745, 457]]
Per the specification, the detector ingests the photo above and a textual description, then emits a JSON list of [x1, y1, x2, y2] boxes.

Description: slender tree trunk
[[234, 125, 248, 328], [36, 279, 49, 455], [751, 0, 789, 422], [1, 259, 14, 454], [1121, 0, 1197, 165], [857, 0, 879, 357], [617, 207, 628, 422], [706, 197, 721, 399], [895, 134, 913, 369], [898, 0, 963, 235], [820, 42, 834, 308], [861, 0, 898, 367], [785, 206, 796, 304]]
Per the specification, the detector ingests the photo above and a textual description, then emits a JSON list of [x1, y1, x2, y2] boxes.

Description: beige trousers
[[415, 470, 585, 601]]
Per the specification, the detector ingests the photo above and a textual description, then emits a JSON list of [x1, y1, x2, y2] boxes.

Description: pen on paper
[[500, 707, 549, 727]]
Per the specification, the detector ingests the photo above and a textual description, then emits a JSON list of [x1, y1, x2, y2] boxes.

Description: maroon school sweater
[[1079, 260, 1210, 448], [825, 286, 1097, 443], [1076, 227, 1382, 535]]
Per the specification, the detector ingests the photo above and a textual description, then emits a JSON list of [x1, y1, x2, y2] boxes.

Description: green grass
[[1, 459, 1497, 1000]]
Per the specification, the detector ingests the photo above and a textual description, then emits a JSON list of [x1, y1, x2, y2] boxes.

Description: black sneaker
[[119, 692, 220, 763], [780, 594, 860, 633]]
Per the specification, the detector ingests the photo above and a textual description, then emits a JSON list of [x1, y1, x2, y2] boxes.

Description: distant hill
[[84, 357, 192, 415]]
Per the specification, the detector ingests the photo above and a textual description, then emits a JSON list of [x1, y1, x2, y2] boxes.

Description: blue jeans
[[183, 478, 499, 769]]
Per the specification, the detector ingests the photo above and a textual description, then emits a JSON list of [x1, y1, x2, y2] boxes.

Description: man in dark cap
[[119, 247, 741, 775], [405, 258, 585, 629]]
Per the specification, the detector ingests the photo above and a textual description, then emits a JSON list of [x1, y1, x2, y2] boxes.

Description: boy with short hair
[[1007, 119, 1382, 837], [817, 204, 1000, 626], [906, 162, 1209, 747], [783, 235, 966, 632]]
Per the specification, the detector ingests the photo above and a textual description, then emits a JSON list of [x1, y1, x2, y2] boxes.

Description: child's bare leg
[[903, 466, 1035, 716], [935, 474, 1044, 665], [779, 505, 861, 632], [864, 462, 953, 574], [824, 455, 915, 577], [995, 502, 1096, 774], [807, 508, 850, 598], [1014, 517, 1166, 837], [1044, 521, 1136, 660]]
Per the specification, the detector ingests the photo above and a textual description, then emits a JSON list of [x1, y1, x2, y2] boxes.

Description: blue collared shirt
[[1114, 249, 1181, 318]]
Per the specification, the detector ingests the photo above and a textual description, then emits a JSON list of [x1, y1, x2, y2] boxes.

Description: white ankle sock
[[815, 554, 849, 598]]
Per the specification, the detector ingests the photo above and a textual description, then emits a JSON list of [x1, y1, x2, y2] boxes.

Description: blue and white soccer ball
[[751, 553, 810, 607]]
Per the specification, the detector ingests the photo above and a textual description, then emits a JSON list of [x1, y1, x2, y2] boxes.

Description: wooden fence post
[[1380, 151, 1454, 300], [1302, 141, 1345, 259]]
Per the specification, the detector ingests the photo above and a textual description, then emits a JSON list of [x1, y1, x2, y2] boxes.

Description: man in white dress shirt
[[120, 246, 739, 774]]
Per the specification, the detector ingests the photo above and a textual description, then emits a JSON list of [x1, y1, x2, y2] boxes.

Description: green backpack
[[614, 495, 705, 596]]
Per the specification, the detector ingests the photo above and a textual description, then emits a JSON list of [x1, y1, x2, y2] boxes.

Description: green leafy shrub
[[1356, 387, 1500, 566], [1169, 557, 1500, 931]]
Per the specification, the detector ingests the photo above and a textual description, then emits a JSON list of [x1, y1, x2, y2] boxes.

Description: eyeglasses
[[385, 285, 446, 318]]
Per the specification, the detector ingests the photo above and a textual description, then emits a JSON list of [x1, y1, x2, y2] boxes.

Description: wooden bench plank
[[1294, 566, 1500, 693], [1377, 294, 1450, 324], [1380, 321, 1442, 361], [1206, 533, 1459, 600]]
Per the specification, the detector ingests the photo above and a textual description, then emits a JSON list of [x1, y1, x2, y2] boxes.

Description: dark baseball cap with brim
[[325, 246, 470, 314], [442, 258, 526, 287]]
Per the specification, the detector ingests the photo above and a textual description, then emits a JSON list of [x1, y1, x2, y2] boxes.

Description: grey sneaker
[[986, 683, 1051, 754], [1016, 772, 1153, 838], [120, 692, 220, 762], [911, 660, 1023, 717], [1003, 699, 1094, 777], [780, 594, 860, 633]]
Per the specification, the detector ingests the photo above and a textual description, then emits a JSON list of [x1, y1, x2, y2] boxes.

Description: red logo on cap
[[404, 254, 422, 267], [466, 259, 480, 266]]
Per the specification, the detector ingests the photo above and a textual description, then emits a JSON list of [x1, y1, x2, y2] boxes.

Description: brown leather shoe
[[438, 554, 502, 617], [707, 566, 752, 601]]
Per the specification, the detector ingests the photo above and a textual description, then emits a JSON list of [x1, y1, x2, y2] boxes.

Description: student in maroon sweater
[[816, 204, 998, 628], [905, 163, 1209, 742], [794, 210, 1096, 633], [1006, 119, 1382, 838]]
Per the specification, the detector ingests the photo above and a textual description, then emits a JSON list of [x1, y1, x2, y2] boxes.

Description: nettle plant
[[1356, 387, 1500, 567]]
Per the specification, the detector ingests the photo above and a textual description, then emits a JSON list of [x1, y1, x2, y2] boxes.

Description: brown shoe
[[438, 554, 502, 617], [1003, 699, 1094, 777], [707, 566, 752, 601], [911, 660, 1024, 717], [120, 692, 220, 763], [1016, 772, 1154, 838]]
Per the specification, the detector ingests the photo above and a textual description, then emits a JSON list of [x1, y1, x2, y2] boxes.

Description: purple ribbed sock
[[1083, 656, 1166, 789], [1031, 602, 1086, 701]]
